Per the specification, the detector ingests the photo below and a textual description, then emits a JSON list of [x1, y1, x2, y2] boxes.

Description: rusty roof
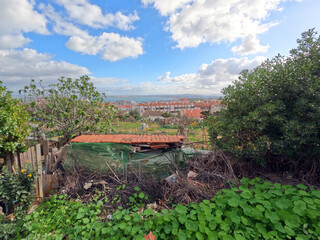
[[71, 134, 185, 144]]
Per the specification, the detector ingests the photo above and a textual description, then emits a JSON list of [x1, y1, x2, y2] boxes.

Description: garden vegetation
[[208, 29, 320, 172], [1, 29, 320, 240]]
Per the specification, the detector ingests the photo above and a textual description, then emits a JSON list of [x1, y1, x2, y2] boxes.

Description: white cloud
[[89, 77, 128, 87], [102, 56, 266, 95], [0, 34, 31, 49], [0, 48, 90, 91], [0, 0, 48, 49], [66, 33, 144, 61], [38, 3, 144, 61], [55, 0, 139, 30], [143, 0, 286, 53], [232, 34, 269, 55], [155, 56, 266, 94], [39, 4, 88, 37], [142, 0, 192, 16]]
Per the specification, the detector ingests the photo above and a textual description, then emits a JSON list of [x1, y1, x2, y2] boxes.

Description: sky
[[1, 0, 320, 96]]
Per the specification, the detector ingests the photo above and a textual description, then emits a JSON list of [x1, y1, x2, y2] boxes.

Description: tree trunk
[[4, 152, 12, 171]]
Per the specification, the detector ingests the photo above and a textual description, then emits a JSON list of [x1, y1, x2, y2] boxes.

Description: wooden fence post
[[42, 140, 49, 156], [35, 144, 42, 171], [35, 144, 44, 201], [5, 152, 12, 170], [31, 146, 37, 171]]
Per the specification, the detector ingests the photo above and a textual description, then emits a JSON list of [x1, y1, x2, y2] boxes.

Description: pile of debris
[[162, 149, 238, 204], [56, 149, 239, 208]]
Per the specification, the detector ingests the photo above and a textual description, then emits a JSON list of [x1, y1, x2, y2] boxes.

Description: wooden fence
[[7, 139, 61, 202]]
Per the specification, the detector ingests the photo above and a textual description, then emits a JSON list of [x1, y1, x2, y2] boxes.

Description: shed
[[65, 134, 186, 177]]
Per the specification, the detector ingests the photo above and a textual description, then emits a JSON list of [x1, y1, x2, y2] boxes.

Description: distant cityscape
[[104, 94, 222, 103], [108, 97, 224, 120]]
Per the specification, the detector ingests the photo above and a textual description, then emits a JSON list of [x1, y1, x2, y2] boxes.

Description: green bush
[[0, 166, 36, 214], [0, 166, 36, 240], [0, 81, 30, 155], [21, 179, 320, 239], [207, 29, 320, 164]]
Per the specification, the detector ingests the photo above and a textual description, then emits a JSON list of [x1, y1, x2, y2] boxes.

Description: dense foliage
[[0, 81, 30, 156], [0, 166, 36, 240], [18, 179, 320, 239], [21, 76, 117, 144], [208, 29, 320, 164]]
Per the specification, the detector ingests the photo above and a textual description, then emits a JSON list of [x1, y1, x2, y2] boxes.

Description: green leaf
[[228, 198, 240, 207], [83, 218, 89, 224], [256, 223, 267, 236], [178, 214, 188, 224], [175, 204, 188, 214], [119, 222, 127, 230], [265, 209, 280, 223], [101, 227, 109, 234], [306, 209, 319, 219], [178, 230, 187, 240], [234, 233, 246, 240], [284, 226, 295, 236], [275, 199, 292, 209], [163, 213, 171, 222], [143, 208, 154, 216], [296, 234, 310, 240], [76, 213, 85, 219], [196, 232, 204, 240], [284, 215, 300, 228], [296, 184, 307, 190], [312, 190, 320, 198], [241, 216, 249, 225], [293, 200, 307, 216], [185, 220, 199, 232], [240, 190, 253, 199]]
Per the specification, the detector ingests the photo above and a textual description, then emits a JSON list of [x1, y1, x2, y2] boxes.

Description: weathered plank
[[31, 146, 36, 170], [36, 144, 42, 173], [41, 140, 49, 156], [36, 144, 44, 200]]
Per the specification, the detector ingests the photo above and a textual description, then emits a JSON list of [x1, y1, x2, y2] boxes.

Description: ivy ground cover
[[20, 178, 320, 239]]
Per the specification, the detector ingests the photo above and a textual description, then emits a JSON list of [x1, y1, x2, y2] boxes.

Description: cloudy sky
[[1, 0, 319, 96]]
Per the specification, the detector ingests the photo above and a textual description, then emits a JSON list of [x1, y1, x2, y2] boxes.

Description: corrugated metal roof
[[71, 134, 185, 144]]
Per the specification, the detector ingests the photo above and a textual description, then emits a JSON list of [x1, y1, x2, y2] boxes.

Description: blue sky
[[1, 0, 320, 96]]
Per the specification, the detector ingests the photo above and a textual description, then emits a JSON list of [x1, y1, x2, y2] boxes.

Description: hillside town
[[110, 98, 224, 121]]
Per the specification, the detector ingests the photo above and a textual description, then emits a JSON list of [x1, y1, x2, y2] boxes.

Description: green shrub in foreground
[[0, 166, 36, 240], [207, 29, 320, 164], [21, 178, 320, 239]]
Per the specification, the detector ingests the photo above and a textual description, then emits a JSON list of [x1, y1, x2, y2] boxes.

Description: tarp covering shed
[[71, 134, 184, 145], [65, 134, 186, 177]]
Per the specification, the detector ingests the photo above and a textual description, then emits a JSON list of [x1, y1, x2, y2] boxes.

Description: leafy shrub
[[0, 81, 30, 155], [207, 29, 320, 164], [0, 166, 36, 240], [21, 76, 117, 145], [0, 166, 36, 214], [21, 194, 103, 239], [21, 179, 320, 239]]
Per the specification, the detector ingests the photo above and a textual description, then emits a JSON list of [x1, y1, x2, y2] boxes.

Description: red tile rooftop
[[181, 109, 203, 119], [115, 105, 132, 108], [71, 134, 185, 144]]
